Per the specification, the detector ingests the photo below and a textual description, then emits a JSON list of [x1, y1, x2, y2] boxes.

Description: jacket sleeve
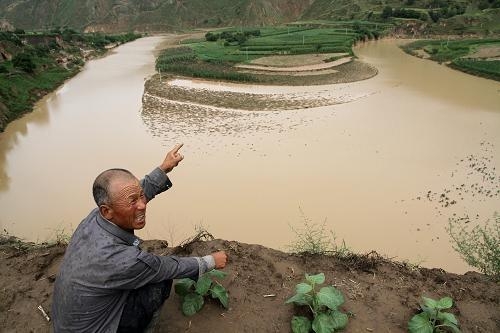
[[140, 167, 172, 202], [104, 247, 214, 290]]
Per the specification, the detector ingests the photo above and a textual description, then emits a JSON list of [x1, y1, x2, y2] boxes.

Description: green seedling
[[286, 273, 348, 333], [174, 269, 228, 316], [408, 296, 461, 333]]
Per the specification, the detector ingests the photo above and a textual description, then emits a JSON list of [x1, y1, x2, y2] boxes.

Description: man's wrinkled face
[[106, 177, 147, 231]]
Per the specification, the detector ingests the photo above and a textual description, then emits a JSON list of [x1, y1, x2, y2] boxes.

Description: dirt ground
[[468, 45, 500, 60], [0, 236, 498, 333], [248, 53, 349, 67], [236, 53, 353, 73]]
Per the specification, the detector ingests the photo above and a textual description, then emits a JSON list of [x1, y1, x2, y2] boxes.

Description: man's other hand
[[211, 251, 228, 269], [160, 143, 184, 173]]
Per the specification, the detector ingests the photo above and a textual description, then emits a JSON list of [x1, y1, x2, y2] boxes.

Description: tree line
[[205, 30, 261, 45]]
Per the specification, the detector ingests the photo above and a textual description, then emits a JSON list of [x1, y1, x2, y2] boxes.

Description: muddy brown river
[[0, 36, 499, 273]]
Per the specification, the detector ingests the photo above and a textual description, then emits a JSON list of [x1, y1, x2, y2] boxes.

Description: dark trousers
[[117, 280, 172, 333]]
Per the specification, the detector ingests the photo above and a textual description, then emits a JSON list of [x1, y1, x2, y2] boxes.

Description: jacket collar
[[95, 209, 142, 246]]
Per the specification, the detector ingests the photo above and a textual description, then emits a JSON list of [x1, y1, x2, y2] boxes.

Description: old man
[[52, 144, 227, 332]]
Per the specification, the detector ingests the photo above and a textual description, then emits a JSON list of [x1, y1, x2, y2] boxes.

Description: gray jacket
[[52, 168, 213, 332]]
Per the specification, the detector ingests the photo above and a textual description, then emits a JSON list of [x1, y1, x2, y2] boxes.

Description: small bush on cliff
[[288, 210, 350, 256], [446, 212, 499, 280]]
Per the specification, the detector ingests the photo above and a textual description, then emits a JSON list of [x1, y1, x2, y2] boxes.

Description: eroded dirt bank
[[0, 237, 498, 333]]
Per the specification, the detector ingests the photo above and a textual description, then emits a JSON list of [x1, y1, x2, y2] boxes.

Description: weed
[[408, 296, 461, 333], [51, 228, 71, 246], [446, 212, 499, 280], [288, 210, 350, 256], [286, 272, 348, 333], [174, 269, 228, 316]]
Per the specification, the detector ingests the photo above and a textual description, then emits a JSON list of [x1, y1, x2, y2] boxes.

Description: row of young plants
[[175, 270, 462, 333], [450, 58, 500, 81]]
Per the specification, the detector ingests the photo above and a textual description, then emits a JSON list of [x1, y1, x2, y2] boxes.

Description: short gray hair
[[92, 168, 135, 206]]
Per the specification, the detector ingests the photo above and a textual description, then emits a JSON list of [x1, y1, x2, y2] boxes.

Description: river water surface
[[0, 36, 499, 273]]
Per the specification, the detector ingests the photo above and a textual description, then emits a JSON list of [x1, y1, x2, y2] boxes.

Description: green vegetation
[[450, 58, 500, 81], [174, 269, 229, 316], [156, 23, 383, 84], [286, 273, 348, 333], [1, 229, 69, 250], [446, 213, 500, 280], [402, 38, 500, 81], [0, 30, 141, 132], [408, 296, 461, 333], [302, 0, 500, 35], [287, 211, 350, 256]]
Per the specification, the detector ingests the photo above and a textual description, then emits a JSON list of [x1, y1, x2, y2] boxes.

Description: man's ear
[[99, 205, 113, 220]]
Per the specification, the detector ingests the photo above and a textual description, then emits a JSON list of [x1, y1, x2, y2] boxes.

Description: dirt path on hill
[[1, 237, 498, 333]]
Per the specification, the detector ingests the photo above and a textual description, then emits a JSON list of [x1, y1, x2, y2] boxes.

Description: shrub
[[446, 212, 499, 280], [12, 53, 36, 73], [288, 210, 350, 256]]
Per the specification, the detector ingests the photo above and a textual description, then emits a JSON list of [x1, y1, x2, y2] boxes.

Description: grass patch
[[0, 229, 70, 252], [450, 58, 500, 81], [0, 66, 77, 126], [402, 38, 500, 81]]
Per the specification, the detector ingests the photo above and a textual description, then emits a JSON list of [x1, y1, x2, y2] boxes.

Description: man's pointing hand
[[160, 143, 184, 173]]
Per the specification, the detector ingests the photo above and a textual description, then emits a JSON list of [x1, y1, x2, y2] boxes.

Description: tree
[[205, 32, 219, 42], [429, 10, 441, 22], [12, 53, 36, 73], [381, 6, 393, 19]]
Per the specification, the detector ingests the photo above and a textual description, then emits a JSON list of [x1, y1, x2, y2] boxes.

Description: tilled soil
[[0, 237, 498, 333]]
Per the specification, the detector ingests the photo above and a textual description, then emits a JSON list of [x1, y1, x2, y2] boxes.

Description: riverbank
[[0, 31, 141, 132], [0, 235, 498, 332], [401, 38, 500, 82]]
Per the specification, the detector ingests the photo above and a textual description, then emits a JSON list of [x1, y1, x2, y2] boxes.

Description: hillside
[[0, 236, 498, 332], [0, 0, 314, 33], [0, 0, 499, 35]]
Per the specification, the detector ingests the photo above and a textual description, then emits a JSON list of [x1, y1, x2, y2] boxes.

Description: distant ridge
[[0, 1, 498, 34], [0, 0, 314, 32]]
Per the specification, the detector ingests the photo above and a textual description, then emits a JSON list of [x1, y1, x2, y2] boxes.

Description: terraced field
[[156, 23, 383, 84]]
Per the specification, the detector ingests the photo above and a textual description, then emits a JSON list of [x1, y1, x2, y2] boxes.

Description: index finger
[[172, 143, 184, 154]]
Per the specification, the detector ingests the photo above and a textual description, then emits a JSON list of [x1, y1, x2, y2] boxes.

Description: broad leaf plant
[[286, 273, 348, 333], [408, 296, 461, 333], [174, 269, 229, 316]]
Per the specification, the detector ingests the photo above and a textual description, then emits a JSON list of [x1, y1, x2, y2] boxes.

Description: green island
[[156, 23, 385, 85]]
